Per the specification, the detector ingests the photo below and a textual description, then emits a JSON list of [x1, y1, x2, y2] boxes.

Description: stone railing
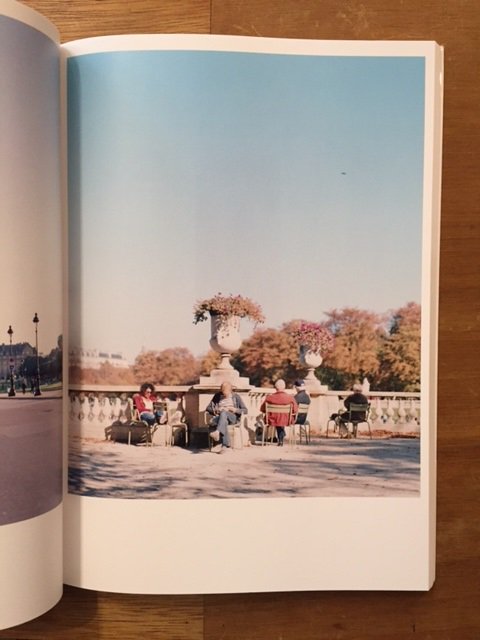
[[68, 384, 188, 433], [69, 384, 420, 438]]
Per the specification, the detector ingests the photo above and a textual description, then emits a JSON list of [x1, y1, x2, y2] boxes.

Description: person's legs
[[140, 411, 156, 426], [338, 416, 350, 438], [216, 410, 237, 447], [154, 409, 166, 424], [276, 426, 286, 446]]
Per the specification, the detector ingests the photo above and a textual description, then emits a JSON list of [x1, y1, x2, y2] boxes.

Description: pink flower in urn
[[291, 321, 334, 354], [193, 293, 265, 325]]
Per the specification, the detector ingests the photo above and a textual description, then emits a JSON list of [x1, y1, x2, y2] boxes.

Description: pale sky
[[68, 49, 425, 361], [0, 15, 62, 354]]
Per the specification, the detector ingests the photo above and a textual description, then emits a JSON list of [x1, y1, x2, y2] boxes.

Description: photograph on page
[[67, 46, 426, 502]]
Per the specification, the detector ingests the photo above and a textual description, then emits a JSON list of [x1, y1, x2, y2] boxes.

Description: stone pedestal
[[304, 378, 329, 394], [197, 367, 251, 388], [306, 391, 339, 434], [300, 347, 328, 393], [184, 374, 253, 447]]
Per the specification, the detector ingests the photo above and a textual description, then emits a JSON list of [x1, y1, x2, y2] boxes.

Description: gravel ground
[[68, 435, 420, 499]]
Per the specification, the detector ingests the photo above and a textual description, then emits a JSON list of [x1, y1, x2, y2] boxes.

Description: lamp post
[[33, 313, 41, 396], [7, 325, 15, 396]]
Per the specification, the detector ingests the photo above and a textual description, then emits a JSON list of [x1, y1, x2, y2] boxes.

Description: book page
[[0, 0, 62, 630], [63, 35, 442, 593]]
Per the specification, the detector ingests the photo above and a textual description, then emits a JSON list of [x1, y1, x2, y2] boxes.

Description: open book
[[0, 0, 443, 630]]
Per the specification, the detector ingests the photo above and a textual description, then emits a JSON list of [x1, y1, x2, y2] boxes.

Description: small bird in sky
[[341, 171, 347, 175]]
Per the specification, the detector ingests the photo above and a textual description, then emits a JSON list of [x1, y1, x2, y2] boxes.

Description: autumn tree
[[233, 327, 302, 386], [378, 302, 421, 391], [197, 350, 221, 376], [322, 308, 383, 389], [69, 362, 135, 385], [133, 347, 198, 385]]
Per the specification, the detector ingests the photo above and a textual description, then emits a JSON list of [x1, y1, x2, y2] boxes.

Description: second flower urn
[[300, 346, 325, 390]]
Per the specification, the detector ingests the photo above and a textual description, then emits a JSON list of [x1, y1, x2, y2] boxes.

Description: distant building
[[0, 342, 35, 379], [69, 347, 129, 370]]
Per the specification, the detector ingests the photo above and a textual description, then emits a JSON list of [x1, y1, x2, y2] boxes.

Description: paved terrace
[[0, 394, 62, 525], [68, 437, 420, 499]]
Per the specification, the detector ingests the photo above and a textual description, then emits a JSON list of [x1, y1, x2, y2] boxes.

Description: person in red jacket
[[260, 379, 298, 446], [133, 382, 165, 426]]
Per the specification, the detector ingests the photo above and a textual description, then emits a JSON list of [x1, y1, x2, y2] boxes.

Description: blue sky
[[68, 50, 425, 360]]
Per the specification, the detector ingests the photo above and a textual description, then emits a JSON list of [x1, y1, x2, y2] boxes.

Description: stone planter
[[209, 314, 242, 370], [300, 346, 323, 389]]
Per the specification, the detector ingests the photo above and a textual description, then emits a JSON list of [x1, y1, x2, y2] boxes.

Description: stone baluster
[[97, 394, 110, 423], [409, 398, 418, 425], [77, 392, 87, 421], [370, 397, 383, 427], [397, 398, 407, 426], [110, 397, 122, 422], [70, 393, 81, 424], [385, 398, 395, 428], [118, 395, 130, 422], [87, 393, 99, 422]]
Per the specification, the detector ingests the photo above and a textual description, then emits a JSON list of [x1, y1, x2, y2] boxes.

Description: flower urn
[[300, 346, 323, 387], [209, 314, 242, 369]]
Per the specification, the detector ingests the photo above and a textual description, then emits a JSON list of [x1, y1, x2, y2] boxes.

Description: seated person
[[293, 379, 311, 424], [133, 382, 165, 427], [206, 381, 248, 452], [260, 379, 298, 446], [338, 382, 369, 435]]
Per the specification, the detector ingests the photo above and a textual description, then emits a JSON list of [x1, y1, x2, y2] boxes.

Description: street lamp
[[7, 325, 15, 397], [33, 313, 41, 396]]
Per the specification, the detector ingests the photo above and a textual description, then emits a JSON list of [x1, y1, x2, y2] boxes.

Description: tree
[[323, 308, 383, 389], [197, 350, 221, 376], [69, 362, 135, 385], [378, 302, 421, 391], [233, 327, 302, 386], [133, 347, 198, 385]]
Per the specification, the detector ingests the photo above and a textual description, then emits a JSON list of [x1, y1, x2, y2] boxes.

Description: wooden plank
[[1, 587, 204, 640], [22, 0, 211, 42]]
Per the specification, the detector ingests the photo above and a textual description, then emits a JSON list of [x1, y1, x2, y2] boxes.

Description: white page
[[0, 0, 63, 629], [63, 34, 442, 593]]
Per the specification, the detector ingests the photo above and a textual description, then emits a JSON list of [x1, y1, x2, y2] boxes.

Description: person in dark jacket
[[339, 383, 369, 435], [293, 379, 310, 425], [206, 381, 247, 452]]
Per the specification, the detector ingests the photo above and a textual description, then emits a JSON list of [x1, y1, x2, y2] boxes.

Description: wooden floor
[[4, 1, 479, 638]]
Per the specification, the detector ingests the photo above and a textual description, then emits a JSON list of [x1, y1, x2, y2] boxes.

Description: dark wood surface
[[3, 1, 479, 638]]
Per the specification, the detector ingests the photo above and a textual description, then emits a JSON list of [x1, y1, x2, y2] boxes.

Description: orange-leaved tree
[[133, 347, 198, 386], [323, 307, 384, 389], [378, 302, 421, 391], [233, 326, 302, 387]]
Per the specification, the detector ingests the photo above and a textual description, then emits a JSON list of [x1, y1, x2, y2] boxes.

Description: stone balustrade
[[69, 383, 420, 438]]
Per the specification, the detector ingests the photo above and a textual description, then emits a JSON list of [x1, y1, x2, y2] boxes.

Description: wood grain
[[3, 0, 479, 638], [23, 0, 211, 42]]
